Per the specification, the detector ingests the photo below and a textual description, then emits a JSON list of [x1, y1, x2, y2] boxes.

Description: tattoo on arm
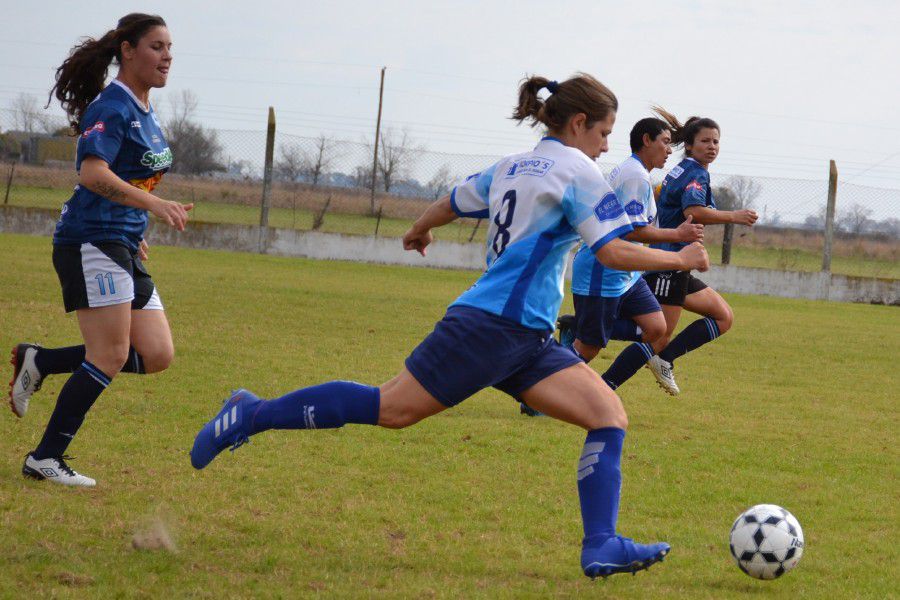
[[95, 182, 128, 202]]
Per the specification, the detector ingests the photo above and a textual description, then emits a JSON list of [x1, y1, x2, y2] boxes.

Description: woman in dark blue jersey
[[639, 108, 758, 395], [8, 13, 192, 486]]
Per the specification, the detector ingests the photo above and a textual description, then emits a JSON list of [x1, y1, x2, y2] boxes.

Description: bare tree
[[9, 93, 53, 134], [840, 203, 874, 236], [426, 164, 454, 200], [375, 128, 420, 193], [275, 142, 305, 184], [160, 90, 225, 175], [277, 135, 334, 186], [721, 175, 762, 210]]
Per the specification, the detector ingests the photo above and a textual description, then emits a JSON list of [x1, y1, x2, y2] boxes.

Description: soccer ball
[[729, 504, 804, 580]]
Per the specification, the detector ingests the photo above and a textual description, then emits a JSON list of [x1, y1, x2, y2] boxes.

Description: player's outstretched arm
[[402, 194, 458, 256], [79, 157, 193, 231], [595, 238, 709, 272], [683, 205, 758, 226], [624, 215, 704, 244]]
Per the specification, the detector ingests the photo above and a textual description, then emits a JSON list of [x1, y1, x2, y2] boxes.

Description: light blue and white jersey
[[571, 154, 655, 297], [448, 137, 634, 331]]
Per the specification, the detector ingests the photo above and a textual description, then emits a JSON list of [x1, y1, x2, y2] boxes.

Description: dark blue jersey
[[651, 157, 715, 252], [53, 80, 173, 251]]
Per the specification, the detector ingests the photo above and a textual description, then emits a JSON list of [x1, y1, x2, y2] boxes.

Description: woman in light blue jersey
[[190, 74, 708, 578], [641, 107, 758, 395], [9, 14, 193, 487]]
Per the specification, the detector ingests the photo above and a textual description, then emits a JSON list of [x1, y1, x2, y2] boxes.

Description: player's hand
[[678, 241, 709, 272], [138, 239, 150, 261], [403, 226, 433, 257], [676, 215, 704, 242], [151, 198, 194, 231], [732, 209, 758, 226]]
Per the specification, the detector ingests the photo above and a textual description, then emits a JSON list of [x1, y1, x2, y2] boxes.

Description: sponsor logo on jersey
[[130, 121, 142, 128], [82, 121, 105, 138], [624, 200, 644, 216], [130, 171, 165, 192], [685, 180, 704, 192], [593, 192, 626, 222], [151, 135, 161, 143], [668, 165, 684, 179], [139, 147, 173, 170], [505, 157, 554, 179]]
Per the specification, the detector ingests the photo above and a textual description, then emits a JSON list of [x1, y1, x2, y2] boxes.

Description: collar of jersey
[[109, 79, 151, 114], [540, 136, 564, 145]]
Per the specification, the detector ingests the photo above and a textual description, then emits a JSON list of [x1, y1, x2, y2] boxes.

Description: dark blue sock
[[248, 381, 380, 433], [610, 318, 643, 343], [35, 345, 145, 374], [577, 427, 625, 547], [33, 361, 110, 459], [658, 317, 721, 363], [602, 343, 655, 390]]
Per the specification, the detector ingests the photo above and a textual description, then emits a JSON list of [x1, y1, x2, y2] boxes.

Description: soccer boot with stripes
[[190, 389, 261, 470], [9, 343, 44, 418], [581, 534, 670, 579], [22, 453, 96, 487], [556, 314, 577, 349]]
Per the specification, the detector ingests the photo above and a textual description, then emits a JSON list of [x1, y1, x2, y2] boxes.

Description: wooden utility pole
[[822, 160, 838, 272], [259, 106, 276, 252], [370, 67, 386, 216]]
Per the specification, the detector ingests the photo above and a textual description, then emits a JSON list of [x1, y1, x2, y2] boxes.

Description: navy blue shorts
[[405, 306, 582, 407], [572, 278, 661, 348]]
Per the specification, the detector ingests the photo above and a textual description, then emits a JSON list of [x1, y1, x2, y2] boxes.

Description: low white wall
[[2, 205, 897, 305]]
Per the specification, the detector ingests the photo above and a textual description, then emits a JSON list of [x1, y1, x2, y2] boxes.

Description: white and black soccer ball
[[729, 504, 804, 580]]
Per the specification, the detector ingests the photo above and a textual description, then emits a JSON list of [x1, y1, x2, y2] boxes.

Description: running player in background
[[190, 74, 708, 578], [639, 107, 758, 395], [552, 118, 704, 394], [9, 14, 191, 487]]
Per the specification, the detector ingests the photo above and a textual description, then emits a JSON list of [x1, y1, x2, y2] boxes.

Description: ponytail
[[49, 13, 166, 132], [512, 72, 617, 133], [652, 106, 719, 156]]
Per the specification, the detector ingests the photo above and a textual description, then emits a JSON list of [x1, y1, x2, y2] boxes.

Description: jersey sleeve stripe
[[589, 224, 634, 254], [450, 188, 490, 219]]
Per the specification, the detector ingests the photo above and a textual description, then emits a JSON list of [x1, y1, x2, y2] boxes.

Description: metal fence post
[[822, 160, 837, 272], [259, 106, 276, 252], [721, 223, 734, 265]]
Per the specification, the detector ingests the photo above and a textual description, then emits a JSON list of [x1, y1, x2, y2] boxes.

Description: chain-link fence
[[1, 107, 897, 278]]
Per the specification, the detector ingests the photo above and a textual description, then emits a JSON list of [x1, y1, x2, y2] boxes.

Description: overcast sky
[[2, 1, 898, 219]]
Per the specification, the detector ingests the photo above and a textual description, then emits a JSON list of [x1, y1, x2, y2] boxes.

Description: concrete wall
[[2, 205, 897, 305]]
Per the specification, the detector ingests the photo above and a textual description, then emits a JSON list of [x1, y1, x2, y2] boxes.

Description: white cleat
[[9, 344, 44, 418], [647, 355, 680, 396], [22, 453, 96, 487]]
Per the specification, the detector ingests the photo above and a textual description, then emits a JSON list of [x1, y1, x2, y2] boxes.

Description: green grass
[[6, 183, 899, 279], [0, 232, 897, 598]]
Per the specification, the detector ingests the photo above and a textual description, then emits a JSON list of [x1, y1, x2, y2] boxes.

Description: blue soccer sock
[[33, 361, 110, 459], [610, 319, 643, 343], [577, 427, 626, 547], [602, 343, 655, 390], [35, 345, 145, 374], [248, 381, 380, 434], [658, 317, 721, 364]]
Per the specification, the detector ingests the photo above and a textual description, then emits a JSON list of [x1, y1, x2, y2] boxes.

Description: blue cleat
[[519, 402, 544, 417], [190, 389, 261, 470], [581, 535, 670, 579], [557, 314, 576, 350]]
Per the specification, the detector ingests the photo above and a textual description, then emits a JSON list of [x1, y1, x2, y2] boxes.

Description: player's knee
[[89, 343, 130, 378], [716, 306, 734, 334], [642, 322, 667, 344], [583, 394, 628, 431], [142, 344, 174, 374]]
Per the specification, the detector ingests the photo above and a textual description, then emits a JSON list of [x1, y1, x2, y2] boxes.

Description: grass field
[[5, 184, 899, 279], [0, 232, 898, 599]]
